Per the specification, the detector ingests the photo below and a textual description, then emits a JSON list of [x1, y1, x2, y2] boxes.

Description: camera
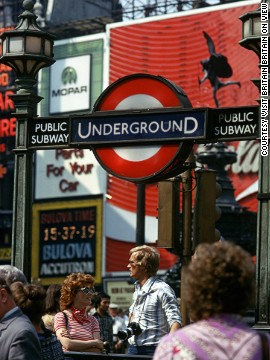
[[117, 322, 142, 341]]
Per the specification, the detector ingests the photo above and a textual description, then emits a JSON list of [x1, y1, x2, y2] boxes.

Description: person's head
[[0, 277, 15, 318], [92, 291, 111, 310], [45, 284, 62, 314], [117, 308, 125, 318], [0, 265, 27, 286], [186, 242, 255, 322], [128, 245, 160, 280], [109, 303, 118, 317], [59, 272, 95, 311], [10, 282, 46, 326], [92, 292, 110, 311]]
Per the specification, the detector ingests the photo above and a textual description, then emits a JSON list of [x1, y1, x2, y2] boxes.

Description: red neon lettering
[[0, 144, 6, 152], [9, 117, 16, 136], [0, 117, 16, 137], [0, 64, 12, 73], [0, 73, 9, 86], [0, 91, 14, 111], [0, 119, 10, 136]]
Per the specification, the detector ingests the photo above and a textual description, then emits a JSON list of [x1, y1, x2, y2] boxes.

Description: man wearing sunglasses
[[126, 245, 182, 356]]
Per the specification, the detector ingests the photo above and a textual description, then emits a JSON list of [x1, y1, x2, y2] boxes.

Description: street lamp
[[239, 3, 261, 57], [239, 1, 270, 331], [0, 0, 55, 280]]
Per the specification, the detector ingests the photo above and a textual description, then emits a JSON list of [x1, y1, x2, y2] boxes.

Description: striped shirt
[[128, 276, 182, 346], [54, 310, 100, 351]]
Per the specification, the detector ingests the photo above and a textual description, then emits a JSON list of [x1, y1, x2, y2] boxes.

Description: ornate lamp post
[[239, 1, 270, 331], [0, 0, 55, 279]]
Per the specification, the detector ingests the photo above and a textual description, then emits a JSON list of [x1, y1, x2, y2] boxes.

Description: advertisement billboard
[[104, 1, 260, 271], [49, 55, 91, 114], [32, 197, 103, 285], [35, 33, 108, 200]]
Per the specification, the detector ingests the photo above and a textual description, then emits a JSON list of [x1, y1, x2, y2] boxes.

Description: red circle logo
[[93, 74, 193, 182]]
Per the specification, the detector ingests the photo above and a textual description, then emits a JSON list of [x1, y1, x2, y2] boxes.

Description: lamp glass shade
[[2, 39, 6, 55], [253, 16, 261, 36], [10, 36, 24, 53], [44, 39, 51, 57], [26, 36, 41, 54], [243, 18, 250, 38]]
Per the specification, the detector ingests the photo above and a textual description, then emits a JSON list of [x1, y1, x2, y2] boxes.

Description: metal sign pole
[[136, 183, 145, 246], [180, 153, 195, 326]]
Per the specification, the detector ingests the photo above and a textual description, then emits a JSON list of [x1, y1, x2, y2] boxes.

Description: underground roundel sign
[[92, 73, 193, 183]]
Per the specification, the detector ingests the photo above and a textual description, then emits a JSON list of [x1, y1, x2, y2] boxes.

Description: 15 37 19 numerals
[[43, 225, 95, 241]]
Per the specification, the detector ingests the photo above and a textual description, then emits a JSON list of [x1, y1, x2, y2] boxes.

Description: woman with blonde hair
[[54, 273, 104, 353], [42, 284, 62, 332]]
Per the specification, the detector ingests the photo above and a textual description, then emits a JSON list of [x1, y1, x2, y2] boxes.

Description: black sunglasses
[[79, 287, 96, 295]]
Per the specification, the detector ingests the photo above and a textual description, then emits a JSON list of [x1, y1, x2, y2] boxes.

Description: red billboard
[[105, 1, 260, 271]]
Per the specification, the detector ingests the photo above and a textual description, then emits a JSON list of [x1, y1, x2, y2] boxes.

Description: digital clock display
[[42, 224, 95, 241], [37, 205, 98, 280]]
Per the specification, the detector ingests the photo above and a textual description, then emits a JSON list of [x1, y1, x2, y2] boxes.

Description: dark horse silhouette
[[199, 31, 241, 107]]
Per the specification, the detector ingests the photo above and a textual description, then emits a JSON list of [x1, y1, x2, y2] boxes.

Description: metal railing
[[64, 352, 152, 360]]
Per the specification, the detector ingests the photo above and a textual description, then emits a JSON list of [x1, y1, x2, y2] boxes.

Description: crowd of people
[[0, 242, 269, 359]]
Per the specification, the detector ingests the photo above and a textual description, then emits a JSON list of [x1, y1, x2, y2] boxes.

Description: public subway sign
[[28, 117, 70, 149], [70, 107, 208, 146], [207, 106, 259, 141], [28, 106, 259, 150]]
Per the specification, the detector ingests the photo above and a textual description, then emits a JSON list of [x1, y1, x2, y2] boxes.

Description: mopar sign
[[70, 108, 208, 146], [50, 55, 91, 114], [62, 66, 77, 85]]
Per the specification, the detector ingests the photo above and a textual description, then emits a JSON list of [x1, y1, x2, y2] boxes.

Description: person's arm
[[55, 328, 104, 352], [54, 311, 104, 353], [9, 329, 41, 360], [161, 284, 182, 330], [169, 321, 181, 332]]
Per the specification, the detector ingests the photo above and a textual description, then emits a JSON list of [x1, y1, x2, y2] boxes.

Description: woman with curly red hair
[[54, 273, 104, 353]]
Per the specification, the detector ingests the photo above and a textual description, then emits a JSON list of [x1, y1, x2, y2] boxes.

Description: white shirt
[[112, 315, 126, 337], [128, 276, 182, 346]]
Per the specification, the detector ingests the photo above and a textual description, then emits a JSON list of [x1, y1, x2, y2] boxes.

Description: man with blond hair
[[126, 245, 182, 356]]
